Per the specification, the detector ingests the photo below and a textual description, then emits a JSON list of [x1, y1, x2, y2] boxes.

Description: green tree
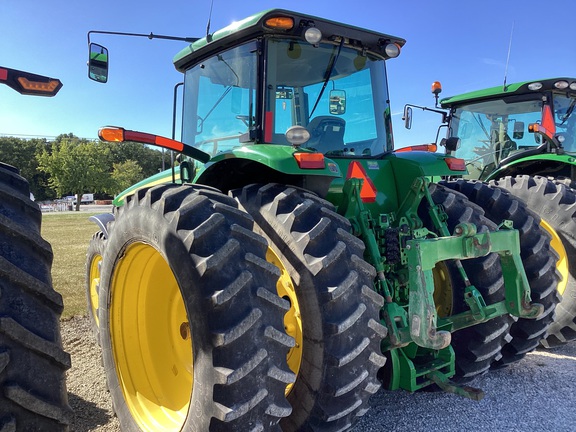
[[105, 141, 164, 178], [0, 136, 56, 200], [37, 136, 111, 210], [111, 159, 143, 194]]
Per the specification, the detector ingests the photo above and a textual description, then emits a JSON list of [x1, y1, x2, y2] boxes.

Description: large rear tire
[[99, 184, 293, 431], [419, 183, 510, 382], [232, 184, 386, 432], [489, 175, 576, 348], [0, 162, 71, 430], [442, 179, 560, 367]]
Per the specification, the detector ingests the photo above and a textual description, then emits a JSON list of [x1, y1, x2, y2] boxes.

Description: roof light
[[431, 81, 442, 95], [528, 82, 543, 91], [384, 43, 401, 58], [286, 126, 310, 146], [264, 16, 294, 30], [445, 157, 466, 171], [554, 80, 569, 90], [304, 27, 322, 45], [570, 82, 576, 91], [346, 161, 377, 203], [293, 152, 325, 169]]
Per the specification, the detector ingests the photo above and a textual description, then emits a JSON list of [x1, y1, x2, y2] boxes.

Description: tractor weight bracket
[[405, 226, 541, 347]]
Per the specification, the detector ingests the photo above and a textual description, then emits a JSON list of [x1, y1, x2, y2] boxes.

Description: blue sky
[[2, 0, 575, 147]]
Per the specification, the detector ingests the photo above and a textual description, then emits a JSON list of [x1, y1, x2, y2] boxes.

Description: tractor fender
[[196, 145, 341, 196], [88, 213, 115, 239], [487, 153, 576, 181]]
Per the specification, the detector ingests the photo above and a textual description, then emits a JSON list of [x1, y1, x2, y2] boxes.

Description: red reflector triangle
[[542, 104, 556, 136], [346, 161, 377, 203]]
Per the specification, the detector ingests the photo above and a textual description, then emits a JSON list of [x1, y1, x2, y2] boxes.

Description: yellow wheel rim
[[540, 219, 569, 296], [266, 248, 302, 395], [433, 262, 453, 318], [110, 243, 192, 431], [88, 253, 102, 329]]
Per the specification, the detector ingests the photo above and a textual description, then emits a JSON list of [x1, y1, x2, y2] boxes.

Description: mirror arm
[[88, 30, 199, 45], [402, 104, 449, 124]]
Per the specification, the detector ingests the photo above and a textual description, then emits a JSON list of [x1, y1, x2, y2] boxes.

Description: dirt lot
[[63, 314, 576, 431]]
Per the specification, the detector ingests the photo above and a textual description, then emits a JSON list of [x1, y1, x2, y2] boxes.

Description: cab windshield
[[181, 38, 393, 157], [450, 97, 543, 173], [265, 38, 393, 157], [451, 94, 576, 177]]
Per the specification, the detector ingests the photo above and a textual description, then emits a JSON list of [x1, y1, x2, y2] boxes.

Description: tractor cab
[[439, 78, 576, 180], [90, 10, 404, 160], [172, 10, 403, 159]]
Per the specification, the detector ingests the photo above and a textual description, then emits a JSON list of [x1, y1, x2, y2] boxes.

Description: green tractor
[[405, 78, 575, 348], [0, 67, 70, 430], [86, 10, 555, 431]]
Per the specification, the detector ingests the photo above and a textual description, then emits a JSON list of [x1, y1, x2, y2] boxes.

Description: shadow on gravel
[[68, 392, 114, 431]]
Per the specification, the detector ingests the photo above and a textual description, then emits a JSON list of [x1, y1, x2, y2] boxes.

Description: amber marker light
[[17, 77, 61, 93], [264, 16, 294, 30], [98, 127, 125, 142], [98, 126, 210, 163], [0, 67, 62, 96], [99, 127, 124, 142], [431, 81, 443, 95]]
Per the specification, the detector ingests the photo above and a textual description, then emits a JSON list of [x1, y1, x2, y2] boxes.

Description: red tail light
[[445, 157, 466, 171], [293, 152, 325, 169]]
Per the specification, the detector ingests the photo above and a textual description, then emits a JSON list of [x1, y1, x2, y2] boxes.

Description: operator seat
[[306, 116, 346, 153]]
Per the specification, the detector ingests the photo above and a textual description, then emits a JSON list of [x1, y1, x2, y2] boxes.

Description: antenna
[[503, 22, 514, 90], [206, 0, 215, 38]]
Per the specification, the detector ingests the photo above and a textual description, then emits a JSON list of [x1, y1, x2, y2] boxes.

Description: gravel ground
[[63, 315, 576, 431]]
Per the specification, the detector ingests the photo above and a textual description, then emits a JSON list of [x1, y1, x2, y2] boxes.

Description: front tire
[[0, 163, 71, 430], [232, 184, 386, 432], [99, 184, 293, 431]]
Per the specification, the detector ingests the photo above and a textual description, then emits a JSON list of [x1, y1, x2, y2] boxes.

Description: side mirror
[[403, 106, 413, 129], [88, 43, 109, 83], [513, 121, 524, 139], [329, 89, 346, 115]]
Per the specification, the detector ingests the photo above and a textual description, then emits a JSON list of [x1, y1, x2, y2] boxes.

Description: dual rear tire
[[98, 184, 293, 431], [97, 183, 387, 431]]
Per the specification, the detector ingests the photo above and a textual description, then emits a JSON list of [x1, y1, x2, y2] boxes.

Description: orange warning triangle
[[346, 161, 377, 203], [541, 104, 556, 136]]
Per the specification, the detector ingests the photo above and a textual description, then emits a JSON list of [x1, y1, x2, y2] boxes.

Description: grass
[[41, 212, 101, 319]]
